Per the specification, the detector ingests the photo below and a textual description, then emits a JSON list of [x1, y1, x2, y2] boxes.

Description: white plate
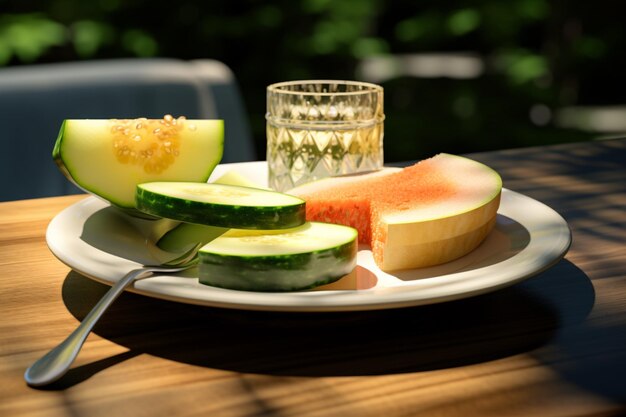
[[46, 161, 571, 312]]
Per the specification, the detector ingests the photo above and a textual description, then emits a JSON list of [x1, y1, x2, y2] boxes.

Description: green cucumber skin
[[135, 187, 306, 230], [199, 240, 357, 292], [51, 120, 66, 171]]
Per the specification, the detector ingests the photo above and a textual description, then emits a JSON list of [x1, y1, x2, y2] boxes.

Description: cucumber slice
[[155, 170, 265, 252], [199, 222, 358, 292], [136, 182, 306, 229]]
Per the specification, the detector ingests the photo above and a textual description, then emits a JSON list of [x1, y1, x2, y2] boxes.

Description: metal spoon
[[24, 243, 201, 387]]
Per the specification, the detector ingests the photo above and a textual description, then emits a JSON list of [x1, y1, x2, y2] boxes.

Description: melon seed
[[110, 115, 188, 174]]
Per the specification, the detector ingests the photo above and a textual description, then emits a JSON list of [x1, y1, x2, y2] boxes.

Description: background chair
[[0, 58, 256, 202]]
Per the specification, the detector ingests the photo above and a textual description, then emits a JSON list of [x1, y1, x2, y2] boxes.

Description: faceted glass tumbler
[[266, 80, 384, 192]]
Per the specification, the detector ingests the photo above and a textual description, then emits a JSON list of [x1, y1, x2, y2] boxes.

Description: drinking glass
[[266, 80, 384, 191]]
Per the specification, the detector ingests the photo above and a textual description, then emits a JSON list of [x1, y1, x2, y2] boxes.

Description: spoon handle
[[24, 267, 154, 387]]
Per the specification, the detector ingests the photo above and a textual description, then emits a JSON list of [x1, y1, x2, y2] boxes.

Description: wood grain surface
[[1, 139, 625, 417]]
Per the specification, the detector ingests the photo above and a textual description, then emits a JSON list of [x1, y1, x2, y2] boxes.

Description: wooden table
[[1, 139, 625, 417]]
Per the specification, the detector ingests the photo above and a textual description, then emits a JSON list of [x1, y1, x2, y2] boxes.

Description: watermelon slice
[[289, 153, 502, 271]]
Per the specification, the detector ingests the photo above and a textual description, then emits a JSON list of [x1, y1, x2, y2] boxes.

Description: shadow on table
[[54, 259, 598, 390]]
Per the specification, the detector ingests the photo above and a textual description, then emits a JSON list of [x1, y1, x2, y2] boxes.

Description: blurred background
[[2, 0, 625, 163]]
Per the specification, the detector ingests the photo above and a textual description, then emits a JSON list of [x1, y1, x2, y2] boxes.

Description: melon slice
[[53, 115, 224, 211], [289, 154, 502, 271]]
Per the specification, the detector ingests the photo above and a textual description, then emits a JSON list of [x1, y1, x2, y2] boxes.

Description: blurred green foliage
[[0, 14, 65, 64], [1, 0, 624, 160]]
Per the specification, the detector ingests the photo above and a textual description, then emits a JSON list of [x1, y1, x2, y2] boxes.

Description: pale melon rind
[[379, 216, 498, 270], [53, 119, 224, 210]]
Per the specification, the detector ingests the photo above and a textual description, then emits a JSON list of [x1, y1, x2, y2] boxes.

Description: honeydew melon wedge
[[289, 153, 502, 271], [53, 116, 224, 212]]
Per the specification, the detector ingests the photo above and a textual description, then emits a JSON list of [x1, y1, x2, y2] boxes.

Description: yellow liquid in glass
[[267, 121, 383, 192]]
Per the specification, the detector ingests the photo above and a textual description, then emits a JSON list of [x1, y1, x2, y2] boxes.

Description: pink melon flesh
[[289, 154, 502, 271]]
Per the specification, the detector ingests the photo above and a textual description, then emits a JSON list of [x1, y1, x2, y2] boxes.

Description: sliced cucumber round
[[155, 170, 263, 252], [199, 222, 358, 292], [135, 182, 306, 229]]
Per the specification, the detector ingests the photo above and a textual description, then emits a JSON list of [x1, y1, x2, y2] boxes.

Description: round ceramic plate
[[46, 161, 571, 312]]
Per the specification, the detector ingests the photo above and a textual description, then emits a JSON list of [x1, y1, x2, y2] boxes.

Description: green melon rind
[[52, 120, 73, 188], [198, 232, 357, 292], [135, 183, 306, 230], [52, 119, 224, 213]]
